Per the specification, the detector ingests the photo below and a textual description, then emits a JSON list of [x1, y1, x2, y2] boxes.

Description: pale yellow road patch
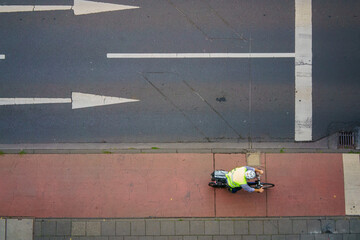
[[343, 154, 360, 215]]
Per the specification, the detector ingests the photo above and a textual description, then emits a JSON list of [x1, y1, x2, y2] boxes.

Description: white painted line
[[34, 5, 72, 12], [0, 54, 5, 60], [107, 53, 295, 59], [0, 92, 140, 109], [0, 5, 34, 13], [295, 0, 313, 141], [343, 154, 360, 215], [0, 0, 139, 15], [0, 98, 71, 105]]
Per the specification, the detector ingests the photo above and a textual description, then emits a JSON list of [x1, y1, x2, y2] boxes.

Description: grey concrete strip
[[343, 154, 360, 215], [0, 219, 5, 240], [6, 219, 33, 240], [27, 217, 360, 240], [0, 133, 354, 154]]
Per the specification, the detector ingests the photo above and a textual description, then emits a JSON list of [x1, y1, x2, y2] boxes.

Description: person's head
[[245, 170, 256, 180]]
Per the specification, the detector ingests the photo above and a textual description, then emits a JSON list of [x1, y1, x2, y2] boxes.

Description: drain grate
[[338, 131, 355, 149]]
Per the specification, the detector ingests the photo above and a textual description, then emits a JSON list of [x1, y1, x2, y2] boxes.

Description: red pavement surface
[[266, 153, 345, 216], [0, 153, 346, 218], [214, 154, 267, 217]]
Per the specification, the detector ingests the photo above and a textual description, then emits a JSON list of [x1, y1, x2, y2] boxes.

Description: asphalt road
[[0, 0, 359, 144]]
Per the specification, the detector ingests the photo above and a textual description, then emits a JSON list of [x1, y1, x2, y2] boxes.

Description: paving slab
[[266, 154, 345, 216], [0, 154, 214, 218], [6, 219, 33, 240], [343, 154, 360, 215], [27, 217, 360, 240], [0, 219, 4, 240], [214, 154, 267, 217]]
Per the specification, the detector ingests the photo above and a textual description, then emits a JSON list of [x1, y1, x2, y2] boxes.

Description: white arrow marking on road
[[0, 54, 5, 60], [72, 92, 139, 109], [0, 0, 139, 15], [0, 92, 139, 109], [107, 53, 295, 58]]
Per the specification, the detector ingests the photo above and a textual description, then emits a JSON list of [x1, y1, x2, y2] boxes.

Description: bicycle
[[208, 170, 275, 190]]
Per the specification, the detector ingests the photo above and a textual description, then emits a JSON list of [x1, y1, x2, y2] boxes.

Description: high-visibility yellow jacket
[[225, 167, 247, 188]]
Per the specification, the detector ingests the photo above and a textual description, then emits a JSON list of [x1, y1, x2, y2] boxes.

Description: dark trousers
[[229, 187, 242, 193]]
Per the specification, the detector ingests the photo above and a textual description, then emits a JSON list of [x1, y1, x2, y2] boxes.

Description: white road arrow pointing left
[[0, 0, 139, 15], [0, 92, 139, 109]]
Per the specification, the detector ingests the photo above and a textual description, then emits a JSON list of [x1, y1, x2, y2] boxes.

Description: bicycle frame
[[247, 175, 263, 189]]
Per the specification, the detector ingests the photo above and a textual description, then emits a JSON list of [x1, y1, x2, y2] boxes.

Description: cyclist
[[225, 166, 264, 193]]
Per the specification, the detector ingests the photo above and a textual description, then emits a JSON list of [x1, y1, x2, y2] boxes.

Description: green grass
[[349, 150, 360, 154], [0, 151, 4, 156], [19, 150, 26, 155], [280, 148, 285, 153], [151, 147, 160, 150], [102, 150, 112, 154]]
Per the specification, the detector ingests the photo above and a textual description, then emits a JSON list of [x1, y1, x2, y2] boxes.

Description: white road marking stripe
[[107, 53, 295, 59], [0, 6, 34, 13], [34, 5, 72, 12], [0, 98, 71, 105], [0, 54, 4, 59], [343, 154, 360, 215], [295, 0, 313, 141]]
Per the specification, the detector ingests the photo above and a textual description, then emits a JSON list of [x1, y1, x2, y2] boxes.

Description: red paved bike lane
[[265, 153, 345, 216], [0, 153, 346, 218], [0, 154, 214, 218], [214, 154, 267, 217], [213, 153, 345, 217]]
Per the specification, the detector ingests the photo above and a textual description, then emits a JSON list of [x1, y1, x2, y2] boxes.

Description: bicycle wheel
[[208, 182, 227, 188], [261, 183, 275, 189]]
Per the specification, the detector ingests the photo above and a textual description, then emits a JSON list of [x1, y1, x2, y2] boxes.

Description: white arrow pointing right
[[0, 92, 140, 109], [72, 92, 139, 109], [0, 0, 139, 15]]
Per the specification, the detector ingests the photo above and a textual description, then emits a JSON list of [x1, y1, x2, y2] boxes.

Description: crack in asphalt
[[141, 72, 211, 142], [166, 0, 210, 40], [142, 71, 244, 140], [181, 79, 243, 140], [167, 0, 246, 42], [204, 0, 247, 41]]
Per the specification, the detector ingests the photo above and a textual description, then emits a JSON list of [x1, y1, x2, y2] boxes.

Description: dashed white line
[[0, 54, 5, 60]]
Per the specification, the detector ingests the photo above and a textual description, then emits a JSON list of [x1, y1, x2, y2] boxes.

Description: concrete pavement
[[1, 217, 360, 240]]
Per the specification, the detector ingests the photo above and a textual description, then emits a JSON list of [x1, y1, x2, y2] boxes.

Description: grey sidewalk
[[2, 217, 360, 240]]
